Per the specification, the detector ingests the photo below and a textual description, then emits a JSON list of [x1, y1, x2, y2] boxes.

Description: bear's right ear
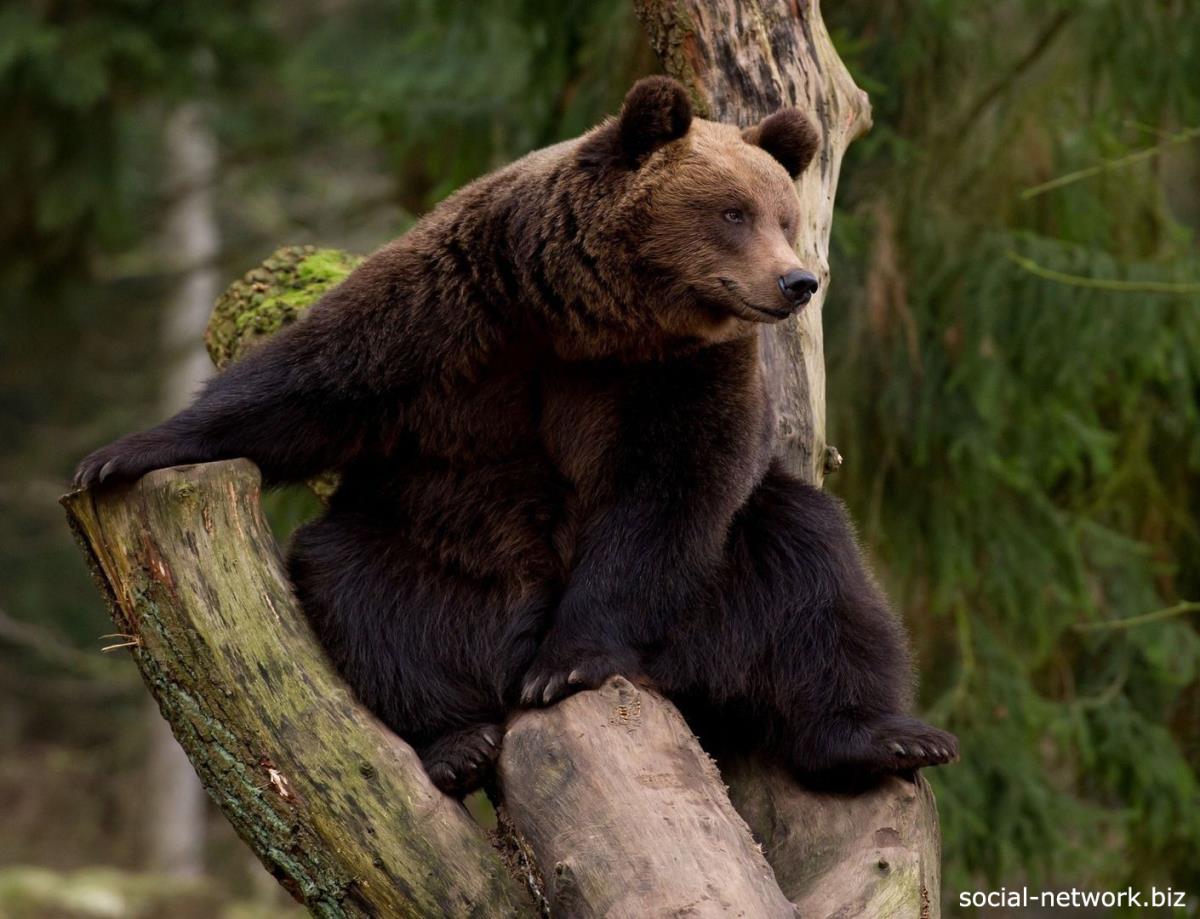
[[617, 77, 693, 164], [581, 77, 692, 170]]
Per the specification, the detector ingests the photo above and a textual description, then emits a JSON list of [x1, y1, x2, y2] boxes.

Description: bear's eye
[[723, 208, 746, 224]]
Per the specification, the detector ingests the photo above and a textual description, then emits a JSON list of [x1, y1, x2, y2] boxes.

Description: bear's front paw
[[519, 643, 640, 707], [74, 434, 176, 490]]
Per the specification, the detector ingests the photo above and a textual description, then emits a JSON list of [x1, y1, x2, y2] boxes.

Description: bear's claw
[[519, 645, 640, 708], [73, 434, 172, 490], [866, 716, 959, 772], [420, 723, 504, 796]]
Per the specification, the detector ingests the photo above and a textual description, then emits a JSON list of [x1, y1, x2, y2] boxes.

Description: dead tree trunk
[[635, 0, 871, 485], [63, 3, 944, 916], [633, 7, 941, 916]]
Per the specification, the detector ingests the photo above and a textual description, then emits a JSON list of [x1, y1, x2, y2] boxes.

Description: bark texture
[[63, 462, 530, 918], [724, 759, 942, 917]]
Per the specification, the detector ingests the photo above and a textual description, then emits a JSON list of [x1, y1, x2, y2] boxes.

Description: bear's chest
[[541, 337, 774, 518], [410, 367, 541, 461]]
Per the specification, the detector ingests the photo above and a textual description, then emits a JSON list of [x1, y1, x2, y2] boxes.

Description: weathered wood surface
[[725, 759, 941, 917], [62, 461, 531, 918], [500, 677, 797, 918]]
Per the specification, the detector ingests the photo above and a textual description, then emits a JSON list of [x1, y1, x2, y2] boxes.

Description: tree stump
[[64, 462, 530, 918]]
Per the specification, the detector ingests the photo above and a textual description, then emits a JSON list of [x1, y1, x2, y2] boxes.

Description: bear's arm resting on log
[[74, 264, 425, 490]]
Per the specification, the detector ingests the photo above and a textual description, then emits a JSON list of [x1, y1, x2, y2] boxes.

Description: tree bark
[[723, 759, 942, 917], [63, 462, 531, 918]]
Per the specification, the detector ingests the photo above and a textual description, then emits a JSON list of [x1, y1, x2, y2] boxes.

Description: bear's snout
[[778, 269, 819, 307]]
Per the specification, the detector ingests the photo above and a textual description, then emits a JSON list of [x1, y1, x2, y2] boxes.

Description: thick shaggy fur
[[77, 77, 957, 794]]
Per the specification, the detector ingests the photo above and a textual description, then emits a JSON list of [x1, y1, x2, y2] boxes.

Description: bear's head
[[578, 76, 821, 345]]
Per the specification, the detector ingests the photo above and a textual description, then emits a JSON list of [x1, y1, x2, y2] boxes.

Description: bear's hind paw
[[420, 723, 504, 797], [865, 716, 959, 772]]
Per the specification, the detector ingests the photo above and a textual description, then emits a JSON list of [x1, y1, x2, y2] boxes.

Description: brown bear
[[75, 77, 957, 795]]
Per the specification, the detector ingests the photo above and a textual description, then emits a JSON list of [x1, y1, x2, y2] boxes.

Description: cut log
[[62, 461, 532, 918], [724, 758, 941, 917], [500, 677, 796, 918]]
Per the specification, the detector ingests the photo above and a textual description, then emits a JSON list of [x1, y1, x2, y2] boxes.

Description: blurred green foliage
[[824, 0, 1200, 900], [1, 0, 1197, 912]]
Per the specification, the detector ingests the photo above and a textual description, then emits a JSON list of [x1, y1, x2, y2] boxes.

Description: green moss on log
[[206, 246, 361, 501], [206, 246, 362, 370]]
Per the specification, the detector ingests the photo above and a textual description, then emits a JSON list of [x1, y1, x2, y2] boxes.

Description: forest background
[[2, 1, 1198, 915]]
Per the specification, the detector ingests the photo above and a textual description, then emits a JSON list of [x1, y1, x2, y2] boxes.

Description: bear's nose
[[778, 269, 820, 305]]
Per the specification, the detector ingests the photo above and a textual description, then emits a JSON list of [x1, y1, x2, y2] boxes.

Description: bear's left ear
[[579, 77, 691, 171], [611, 76, 693, 167], [742, 109, 820, 179]]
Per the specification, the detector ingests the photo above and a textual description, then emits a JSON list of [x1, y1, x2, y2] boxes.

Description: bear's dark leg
[[287, 511, 546, 796], [651, 465, 957, 780]]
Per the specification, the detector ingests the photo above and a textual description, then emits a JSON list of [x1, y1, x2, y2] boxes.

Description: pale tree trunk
[[63, 4, 943, 916], [635, 0, 871, 485], [145, 100, 220, 880]]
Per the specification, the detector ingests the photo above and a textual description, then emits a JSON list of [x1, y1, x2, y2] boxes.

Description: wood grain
[[500, 678, 797, 918]]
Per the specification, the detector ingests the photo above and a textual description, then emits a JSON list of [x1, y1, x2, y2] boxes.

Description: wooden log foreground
[[65, 462, 938, 917]]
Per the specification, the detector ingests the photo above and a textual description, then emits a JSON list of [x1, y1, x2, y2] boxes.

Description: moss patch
[[206, 246, 362, 370]]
